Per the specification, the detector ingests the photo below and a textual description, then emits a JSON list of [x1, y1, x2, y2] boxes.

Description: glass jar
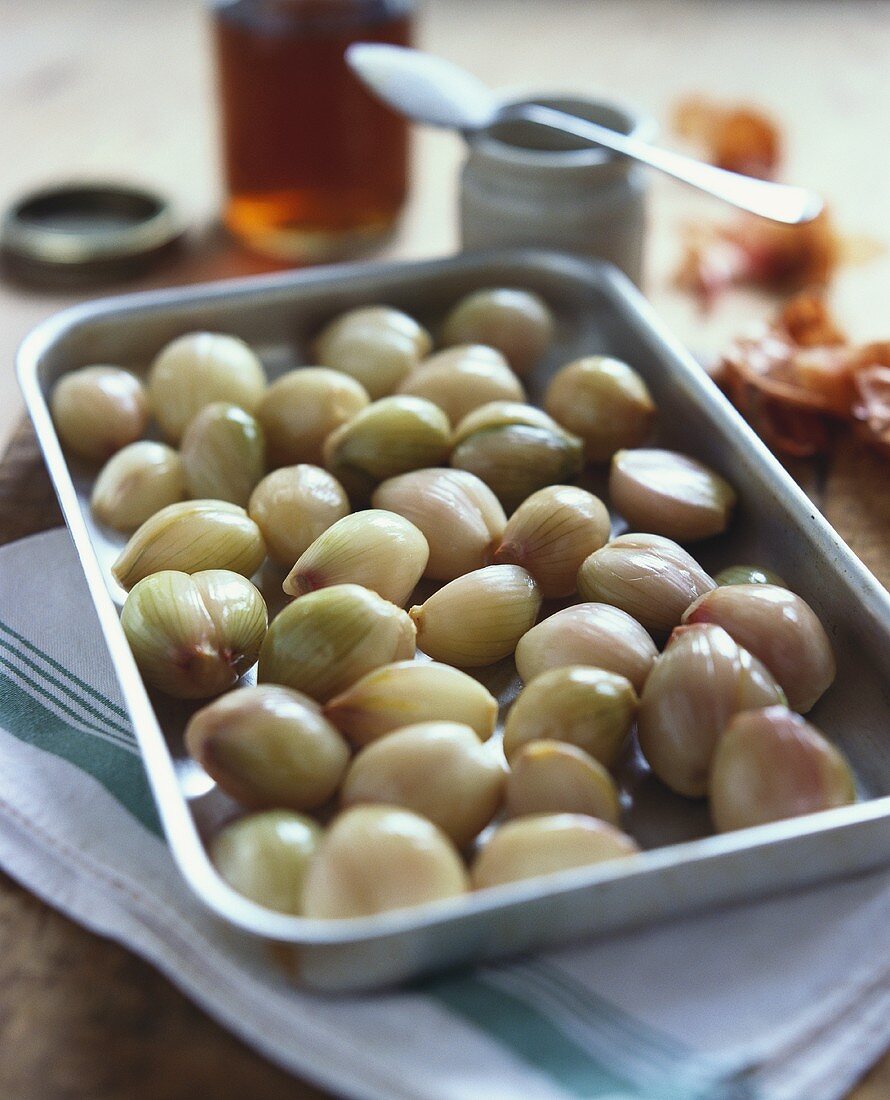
[[459, 97, 654, 285], [211, 0, 413, 262]]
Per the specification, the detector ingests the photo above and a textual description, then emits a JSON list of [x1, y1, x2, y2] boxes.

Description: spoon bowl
[[347, 43, 496, 131]]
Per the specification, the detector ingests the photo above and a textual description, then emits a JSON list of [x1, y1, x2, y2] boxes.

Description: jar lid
[[0, 182, 184, 287]]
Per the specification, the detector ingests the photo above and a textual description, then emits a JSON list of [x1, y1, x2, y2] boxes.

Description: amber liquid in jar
[[213, 0, 412, 261]]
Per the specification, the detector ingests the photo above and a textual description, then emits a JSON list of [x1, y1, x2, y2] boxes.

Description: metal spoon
[[347, 44, 823, 225]]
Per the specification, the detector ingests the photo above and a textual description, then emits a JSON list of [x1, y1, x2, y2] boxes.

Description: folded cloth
[[0, 528, 887, 1100]]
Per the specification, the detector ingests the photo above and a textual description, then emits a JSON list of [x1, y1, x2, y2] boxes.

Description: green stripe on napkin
[[0, 619, 130, 725], [0, 626, 159, 835], [423, 969, 736, 1100], [426, 971, 648, 1098]]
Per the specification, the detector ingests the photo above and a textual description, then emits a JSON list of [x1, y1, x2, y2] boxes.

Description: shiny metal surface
[[501, 103, 823, 224], [17, 250, 890, 990], [348, 44, 822, 224]]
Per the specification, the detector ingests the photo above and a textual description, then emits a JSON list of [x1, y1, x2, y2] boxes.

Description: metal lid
[[0, 182, 184, 287]]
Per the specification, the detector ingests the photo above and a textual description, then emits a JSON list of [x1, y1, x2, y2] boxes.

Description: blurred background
[[2, 0, 889, 450], [2, 8, 890, 1094]]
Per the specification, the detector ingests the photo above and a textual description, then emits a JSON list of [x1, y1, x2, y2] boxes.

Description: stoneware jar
[[459, 96, 654, 285]]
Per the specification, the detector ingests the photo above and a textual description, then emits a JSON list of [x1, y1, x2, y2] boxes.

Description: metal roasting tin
[[17, 250, 890, 991]]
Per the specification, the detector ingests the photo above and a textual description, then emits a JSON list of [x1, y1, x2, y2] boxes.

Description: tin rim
[[0, 181, 182, 268]]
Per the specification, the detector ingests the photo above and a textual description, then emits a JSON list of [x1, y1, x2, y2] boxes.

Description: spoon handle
[[503, 103, 823, 225]]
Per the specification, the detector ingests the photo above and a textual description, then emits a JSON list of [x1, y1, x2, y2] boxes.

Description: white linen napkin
[[0, 527, 887, 1100]]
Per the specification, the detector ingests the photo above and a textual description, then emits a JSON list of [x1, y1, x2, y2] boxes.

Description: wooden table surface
[[1, 2, 889, 1097]]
